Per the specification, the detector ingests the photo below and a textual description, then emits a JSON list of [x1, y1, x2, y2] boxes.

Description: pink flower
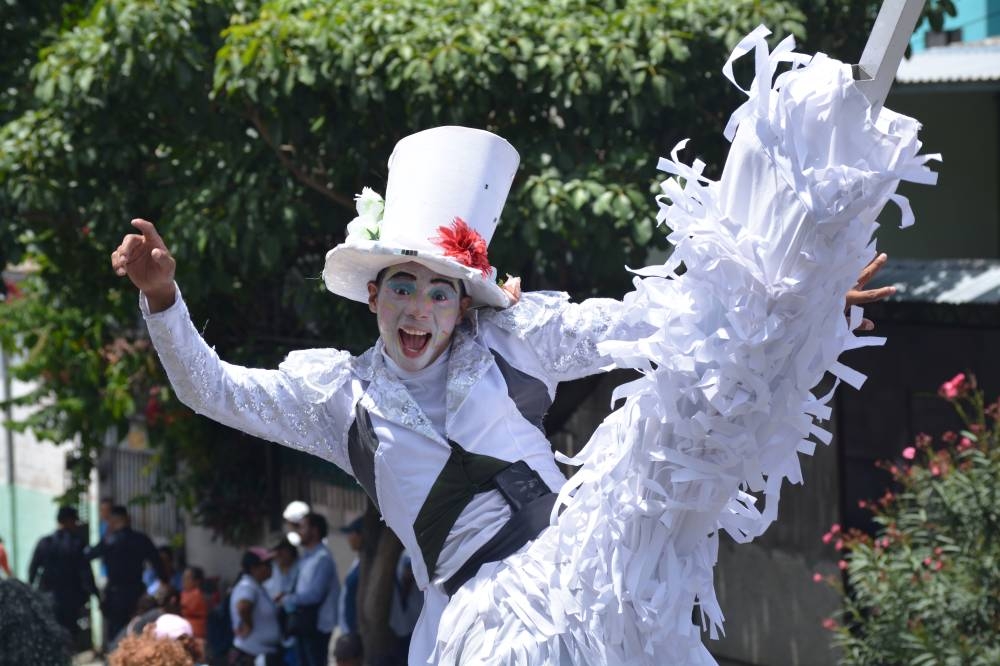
[[812, 573, 823, 583], [822, 618, 838, 631], [822, 532, 833, 545], [933, 547, 943, 556], [930, 464, 941, 477], [838, 560, 848, 570], [834, 539, 844, 551], [938, 373, 968, 400], [857, 500, 867, 509], [879, 537, 890, 548], [933, 560, 943, 571], [958, 437, 973, 451], [923, 557, 932, 566], [902, 447, 916, 460], [830, 523, 841, 535]]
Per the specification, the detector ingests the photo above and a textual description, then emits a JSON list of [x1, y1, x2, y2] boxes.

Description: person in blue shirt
[[278, 513, 340, 666], [336, 517, 363, 637], [230, 547, 282, 665]]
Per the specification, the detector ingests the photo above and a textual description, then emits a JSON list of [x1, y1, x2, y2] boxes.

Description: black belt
[[442, 481, 557, 597]]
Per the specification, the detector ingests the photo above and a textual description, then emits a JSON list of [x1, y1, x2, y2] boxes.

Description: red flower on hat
[[432, 217, 492, 277]]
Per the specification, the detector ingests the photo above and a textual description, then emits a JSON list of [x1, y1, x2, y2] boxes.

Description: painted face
[[368, 261, 470, 372]]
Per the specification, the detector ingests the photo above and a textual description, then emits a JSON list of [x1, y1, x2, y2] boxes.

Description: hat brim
[[323, 241, 510, 309]]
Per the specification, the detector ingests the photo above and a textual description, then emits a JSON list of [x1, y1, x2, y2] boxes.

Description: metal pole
[[853, 0, 928, 116], [1, 347, 17, 575]]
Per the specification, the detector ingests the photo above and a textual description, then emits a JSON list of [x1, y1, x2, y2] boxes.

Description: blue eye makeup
[[386, 279, 415, 296], [429, 288, 454, 302]]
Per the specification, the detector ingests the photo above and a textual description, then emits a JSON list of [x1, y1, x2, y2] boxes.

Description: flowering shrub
[[819, 373, 1000, 665]]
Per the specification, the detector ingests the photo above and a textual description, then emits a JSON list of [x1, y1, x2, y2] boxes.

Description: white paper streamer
[[431, 26, 936, 666]]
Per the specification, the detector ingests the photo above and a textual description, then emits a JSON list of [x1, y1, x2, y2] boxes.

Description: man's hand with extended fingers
[[846, 252, 896, 332], [111, 219, 177, 313]]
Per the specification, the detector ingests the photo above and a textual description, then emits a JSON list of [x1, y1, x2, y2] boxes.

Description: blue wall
[[911, 0, 999, 52]]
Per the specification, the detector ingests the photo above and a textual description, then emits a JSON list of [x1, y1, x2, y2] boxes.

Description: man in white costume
[[112, 24, 936, 665]]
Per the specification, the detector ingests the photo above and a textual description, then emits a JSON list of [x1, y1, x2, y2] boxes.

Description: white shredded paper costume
[[431, 28, 937, 665], [142, 27, 938, 666]]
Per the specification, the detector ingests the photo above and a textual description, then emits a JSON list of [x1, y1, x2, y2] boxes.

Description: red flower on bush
[[432, 217, 492, 277]]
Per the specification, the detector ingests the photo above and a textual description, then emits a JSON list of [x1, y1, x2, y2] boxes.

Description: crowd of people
[[0, 498, 421, 666]]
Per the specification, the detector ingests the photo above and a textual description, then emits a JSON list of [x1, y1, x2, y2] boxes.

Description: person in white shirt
[[114, 71, 929, 663], [263, 538, 300, 665], [230, 547, 282, 666]]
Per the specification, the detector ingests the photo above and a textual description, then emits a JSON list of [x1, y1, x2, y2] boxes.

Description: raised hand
[[847, 253, 895, 331], [501, 275, 522, 307], [111, 218, 177, 312]]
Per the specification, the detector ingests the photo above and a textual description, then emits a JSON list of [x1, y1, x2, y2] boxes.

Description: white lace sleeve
[[482, 291, 654, 386], [141, 286, 356, 473]]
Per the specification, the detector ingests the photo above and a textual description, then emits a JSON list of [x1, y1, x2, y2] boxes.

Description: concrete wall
[[0, 354, 75, 579], [877, 89, 1000, 260]]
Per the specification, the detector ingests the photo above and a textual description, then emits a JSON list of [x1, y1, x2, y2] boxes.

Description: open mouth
[[398, 327, 432, 358]]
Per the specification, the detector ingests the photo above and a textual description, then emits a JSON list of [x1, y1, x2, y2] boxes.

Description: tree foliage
[[1, 0, 904, 536]]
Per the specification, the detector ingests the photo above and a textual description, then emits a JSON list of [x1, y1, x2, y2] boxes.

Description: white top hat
[[323, 126, 520, 308]]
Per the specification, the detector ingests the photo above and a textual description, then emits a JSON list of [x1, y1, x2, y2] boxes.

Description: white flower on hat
[[345, 187, 384, 242]]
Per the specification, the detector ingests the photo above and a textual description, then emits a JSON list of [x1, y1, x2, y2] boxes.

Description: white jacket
[[142, 287, 647, 658]]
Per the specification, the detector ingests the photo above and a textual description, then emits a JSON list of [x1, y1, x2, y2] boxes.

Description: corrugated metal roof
[[869, 258, 1000, 304], [896, 37, 1000, 84]]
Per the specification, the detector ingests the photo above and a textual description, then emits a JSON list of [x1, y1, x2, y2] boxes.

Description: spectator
[[0, 535, 12, 578], [97, 498, 113, 578], [332, 632, 363, 666], [387, 551, 422, 663], [264, 539, 299, 601], [28, 506, 98, 640], [146, 545, 183, 595], [153, 613, 204, 664], [108, 620, 196, 666], [264, 539, 300, 666], [106, 584, 184, 655], [87, 505, 167, 645], [336, 517, 363, 637], [230, 547, 282, 665], [281, 513, 339, 666], [282, 501, 310, 548], [0, 578, 71, 666], [180, 566, 208, 640]]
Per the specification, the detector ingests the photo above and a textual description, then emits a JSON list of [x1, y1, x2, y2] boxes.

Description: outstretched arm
[[111, 219, 357, 473]]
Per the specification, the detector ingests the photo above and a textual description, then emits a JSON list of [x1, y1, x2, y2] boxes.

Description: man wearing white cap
[[112, 28, 935, 663], [281, 501, 310, 548]]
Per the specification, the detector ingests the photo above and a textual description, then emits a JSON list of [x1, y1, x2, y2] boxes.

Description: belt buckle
[[494, 461, 547, 512]]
